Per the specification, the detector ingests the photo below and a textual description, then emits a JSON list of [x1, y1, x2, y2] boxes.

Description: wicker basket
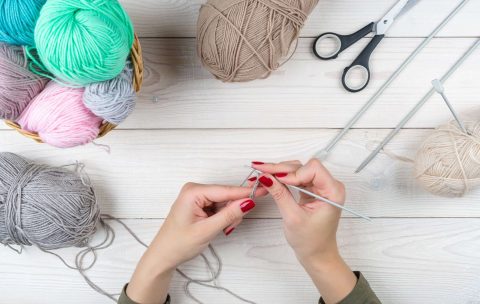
[[5, 34, 144, 143]]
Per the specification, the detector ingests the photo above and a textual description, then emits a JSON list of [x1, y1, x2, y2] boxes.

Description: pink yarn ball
[[17, 82, 103, 148]]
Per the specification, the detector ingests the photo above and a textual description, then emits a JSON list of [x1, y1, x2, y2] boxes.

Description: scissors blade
[[375, 0, 420, 35], [397, 0, 421, 17]]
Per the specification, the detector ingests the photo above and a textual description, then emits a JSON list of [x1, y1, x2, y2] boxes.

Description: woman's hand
[[252, 159, 357, 304], [126, 183, 265, 304]]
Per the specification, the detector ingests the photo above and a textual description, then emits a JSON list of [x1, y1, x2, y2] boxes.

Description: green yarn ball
[[34, 0, 134, 86]]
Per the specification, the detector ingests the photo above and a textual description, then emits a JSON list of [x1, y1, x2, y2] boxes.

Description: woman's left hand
[[126, 182, 266, 304]]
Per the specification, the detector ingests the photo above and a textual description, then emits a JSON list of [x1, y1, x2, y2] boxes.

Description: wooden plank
[[1, 128, 479, 219], [0, 218, 479, 303], [120, 0, 480, 38], [125, 37, 480, 129]]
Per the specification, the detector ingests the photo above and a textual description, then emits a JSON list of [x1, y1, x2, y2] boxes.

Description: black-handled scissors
[[313, 0, 420, 93]]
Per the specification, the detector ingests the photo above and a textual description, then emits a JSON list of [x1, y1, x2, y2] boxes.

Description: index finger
[[183, 183, 265, 204], [274, 159, 345, 202]]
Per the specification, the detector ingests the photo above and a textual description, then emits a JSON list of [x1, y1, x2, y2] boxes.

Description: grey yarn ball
[[0, 152, 100, 250], [83, 61, 136, 125]]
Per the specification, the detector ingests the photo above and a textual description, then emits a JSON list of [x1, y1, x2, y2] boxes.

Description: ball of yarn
[[415, 121, 480, 197], [83, 61, 136, 125], [197, 0, 319, 82], [34, 0, 134, 86], [0, 43, 48, 120], [0, 152, 100, 250], [0, 0, 47, 46], [17, 82, 103, 148]]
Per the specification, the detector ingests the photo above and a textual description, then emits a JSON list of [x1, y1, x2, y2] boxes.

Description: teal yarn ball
[[0, 0, 47, 46], [34, 0, 134, 86]]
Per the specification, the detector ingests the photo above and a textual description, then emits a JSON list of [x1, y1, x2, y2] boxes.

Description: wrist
[[299, 250, 357, 303], [298, 249, 343, 274]]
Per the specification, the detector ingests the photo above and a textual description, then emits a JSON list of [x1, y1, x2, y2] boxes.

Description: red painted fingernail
[[240, 200, 256, 213], [252, 161, 264, 165], [225, 227, 235, 236], [274, 173, 288, 178], [248, 176, 257, 181], [259, 176, 273, 187]]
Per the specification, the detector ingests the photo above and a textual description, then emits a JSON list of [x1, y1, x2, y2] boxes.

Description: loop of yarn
[[0, 43, 48, 120], [17, 82, 103, 148], [415, 121, 480, 197], [0, 0, 47, 46], [0, 152, 100, 250], [197, 0, 318, 82], [83, 61, 136, 125], [34, 0, 134, 85]]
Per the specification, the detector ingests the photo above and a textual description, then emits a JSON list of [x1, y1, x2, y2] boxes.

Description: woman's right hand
[[252, 159, 357, 304]]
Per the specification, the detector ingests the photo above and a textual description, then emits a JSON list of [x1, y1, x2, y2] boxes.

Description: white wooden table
[[1, 1, 480, 303]]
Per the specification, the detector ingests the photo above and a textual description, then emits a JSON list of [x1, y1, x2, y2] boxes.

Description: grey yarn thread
[[0, 152, 255, 304], [83, 60, 136, 125]]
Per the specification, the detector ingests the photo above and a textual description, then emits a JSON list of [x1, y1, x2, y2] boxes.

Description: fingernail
[[248, 176, 257, 182], [240, 200, 256, 213], [225, 227, 235, 236], [252, 161, 264, 165], [259, 176, 273, 187], [274, 173, 288, 178]]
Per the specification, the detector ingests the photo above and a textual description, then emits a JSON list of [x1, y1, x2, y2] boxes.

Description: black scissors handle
[[313, 22, 375, 60], [342, 34, 384, 93]]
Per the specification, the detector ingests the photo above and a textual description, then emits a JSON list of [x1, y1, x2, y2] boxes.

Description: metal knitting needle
[[247, 167, 371, 221], [431, 79, 469, 135], [315, 0, 471, 160], [355, 38, 480, 173]]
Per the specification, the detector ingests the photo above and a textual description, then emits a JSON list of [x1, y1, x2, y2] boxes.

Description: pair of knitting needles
[[316, 0, 471, 160], [355, 38, 480, 173], [242, 166, 371, 221]]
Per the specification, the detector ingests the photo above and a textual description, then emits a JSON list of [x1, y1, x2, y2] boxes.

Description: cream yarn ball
[[415, 121, 480, 197]]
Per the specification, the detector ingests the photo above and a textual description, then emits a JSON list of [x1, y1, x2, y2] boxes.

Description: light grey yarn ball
[[0, 152, 100, 250], [83, 61, 136, 125], [415, 121, 480, 197]]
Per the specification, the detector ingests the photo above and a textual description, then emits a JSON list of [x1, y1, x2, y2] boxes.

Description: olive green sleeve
[[319, 272, 381, 304], [117, 284, 171, 304]]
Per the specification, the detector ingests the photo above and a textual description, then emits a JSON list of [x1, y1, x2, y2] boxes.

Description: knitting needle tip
[[431, 79, 470, 135]]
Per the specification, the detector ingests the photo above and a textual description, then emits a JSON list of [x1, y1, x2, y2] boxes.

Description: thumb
[[202, 198, 256, 238], [258, 174, 300, 218]]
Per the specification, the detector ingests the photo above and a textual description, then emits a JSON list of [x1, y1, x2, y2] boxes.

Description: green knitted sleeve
[[117, 284, 171, 304], [319, 272, 381, 304]]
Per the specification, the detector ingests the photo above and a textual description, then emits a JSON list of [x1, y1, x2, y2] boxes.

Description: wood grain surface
[[1, 0, 479, 303]]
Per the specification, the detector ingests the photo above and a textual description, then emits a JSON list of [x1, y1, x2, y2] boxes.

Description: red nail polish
[[248, 176, 257, 182], [240, 200, 256, 213], [259, 176, 273, 187], [252, 161, 265, 165], [274, 173, 288, 178], [225, 227, 235, 236]]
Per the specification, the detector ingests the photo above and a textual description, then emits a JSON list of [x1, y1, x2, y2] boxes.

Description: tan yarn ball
[[197, 0, 319, 82], [415, 121, 480, 197]]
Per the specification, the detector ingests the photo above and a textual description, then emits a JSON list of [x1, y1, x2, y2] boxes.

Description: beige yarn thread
[[415, 120, 480, 197], [197, 0, 318, 82]]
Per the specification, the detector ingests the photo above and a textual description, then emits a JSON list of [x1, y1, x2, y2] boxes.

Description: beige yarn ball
[[415, 121, 480, 197], [197, 0, 319, 82]]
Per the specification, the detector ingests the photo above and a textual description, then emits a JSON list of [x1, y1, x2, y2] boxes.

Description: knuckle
[[270, 186, 287, 201], [307, 158, 322, 168], [181, 182, 197, 192], [223, 208, 239, 225]]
